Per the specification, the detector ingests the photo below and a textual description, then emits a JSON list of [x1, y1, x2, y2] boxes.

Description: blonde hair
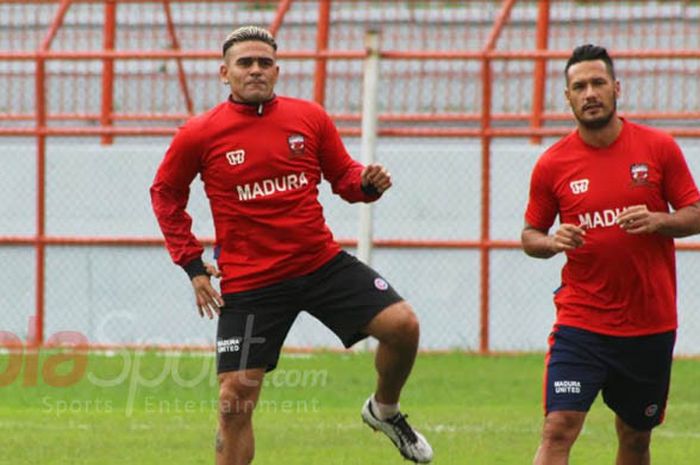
[[222, 26, 277, 57]]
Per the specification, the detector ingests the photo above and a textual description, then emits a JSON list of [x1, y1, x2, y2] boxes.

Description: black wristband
[[361, 182, 380, 197], [183, 257, 207, 280]]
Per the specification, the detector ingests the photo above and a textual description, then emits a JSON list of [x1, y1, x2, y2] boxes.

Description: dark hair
[[565, 44, 615, 81], [222, 26, 277, 58]]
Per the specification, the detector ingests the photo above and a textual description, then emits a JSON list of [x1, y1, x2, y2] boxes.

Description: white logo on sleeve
[[569, 179, 589, 194], [374, 278, 389, 291]]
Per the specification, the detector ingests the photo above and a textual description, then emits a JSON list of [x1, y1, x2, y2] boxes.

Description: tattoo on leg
[[216, 430, 224, 454]]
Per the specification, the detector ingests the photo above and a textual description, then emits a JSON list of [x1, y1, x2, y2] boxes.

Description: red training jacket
[[151, 96, 380, 293]]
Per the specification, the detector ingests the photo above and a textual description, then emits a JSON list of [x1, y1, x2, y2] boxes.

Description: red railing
[[2, 0, 700, 352]]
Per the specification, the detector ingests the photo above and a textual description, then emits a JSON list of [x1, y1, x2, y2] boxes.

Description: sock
[[371, 395, 400, 420]]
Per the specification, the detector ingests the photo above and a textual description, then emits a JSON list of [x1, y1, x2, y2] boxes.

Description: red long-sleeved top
[[151, 96, 379, 293]]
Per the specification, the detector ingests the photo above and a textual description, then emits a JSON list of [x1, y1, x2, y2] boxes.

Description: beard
[[574, 98, 617, 130]]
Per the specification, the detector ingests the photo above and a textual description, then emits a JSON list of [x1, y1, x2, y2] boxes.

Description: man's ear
[[219, 64, 229, 84]]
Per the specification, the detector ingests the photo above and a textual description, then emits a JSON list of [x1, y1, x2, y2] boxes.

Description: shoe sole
[[362, 413, 421, 463]]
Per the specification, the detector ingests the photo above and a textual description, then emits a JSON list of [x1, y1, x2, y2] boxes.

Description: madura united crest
[[288, 134, 305, 156]]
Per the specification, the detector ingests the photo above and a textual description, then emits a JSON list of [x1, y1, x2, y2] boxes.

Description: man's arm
[[616, 202, 700, 237], [316, 109, 386, 203], [521, 222, 586, 259], [150, 124, 223, 318]]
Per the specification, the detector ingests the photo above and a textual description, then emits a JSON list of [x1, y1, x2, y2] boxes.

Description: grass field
[[1, 350, 699, 464]]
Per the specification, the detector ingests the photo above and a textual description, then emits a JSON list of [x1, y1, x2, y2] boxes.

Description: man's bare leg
[[615, 415, 651, 465], [363, 301, 420, 404], [216, 368, 265, 465], [533, 411, 586, 465]]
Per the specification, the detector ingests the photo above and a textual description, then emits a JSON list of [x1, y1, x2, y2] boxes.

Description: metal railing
[[2, 0, 700, 352]]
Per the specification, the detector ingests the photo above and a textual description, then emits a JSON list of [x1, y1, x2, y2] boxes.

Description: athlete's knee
[[540, 412, 585, 451], [617, 419, 651, 455], [364, 301, 420, 347], [383, 302, 420, 345], [218, 371, 263, 426], [619, 433, 650, 456], [393, 302, 419, 338]]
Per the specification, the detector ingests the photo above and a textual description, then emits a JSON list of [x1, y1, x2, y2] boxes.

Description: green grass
[[1, 351, 699, 464]]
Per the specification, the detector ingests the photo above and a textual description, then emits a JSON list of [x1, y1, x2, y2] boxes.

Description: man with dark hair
[[565, 43, 615, 83], [522, 43, 700, 464], [151, 25, 433, 465]]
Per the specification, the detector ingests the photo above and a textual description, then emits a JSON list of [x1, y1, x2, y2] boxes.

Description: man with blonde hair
[[151, 25, 433, 464]]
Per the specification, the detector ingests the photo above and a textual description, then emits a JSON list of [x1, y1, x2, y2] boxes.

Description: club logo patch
[[287, 134, 305, 156], [644, 404, 659, 417], [225, 149, 245, 166], [630, 163, 649, 185], [374, 278, 388, 291], [569, 179, 589, 194]]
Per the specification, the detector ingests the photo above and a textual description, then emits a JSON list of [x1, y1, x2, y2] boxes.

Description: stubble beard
[[575, 97, 617, 130]]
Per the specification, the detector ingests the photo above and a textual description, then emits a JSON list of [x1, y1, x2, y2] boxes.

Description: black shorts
[[544, 324, 676, 431], [216, 251, 403, 373]]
